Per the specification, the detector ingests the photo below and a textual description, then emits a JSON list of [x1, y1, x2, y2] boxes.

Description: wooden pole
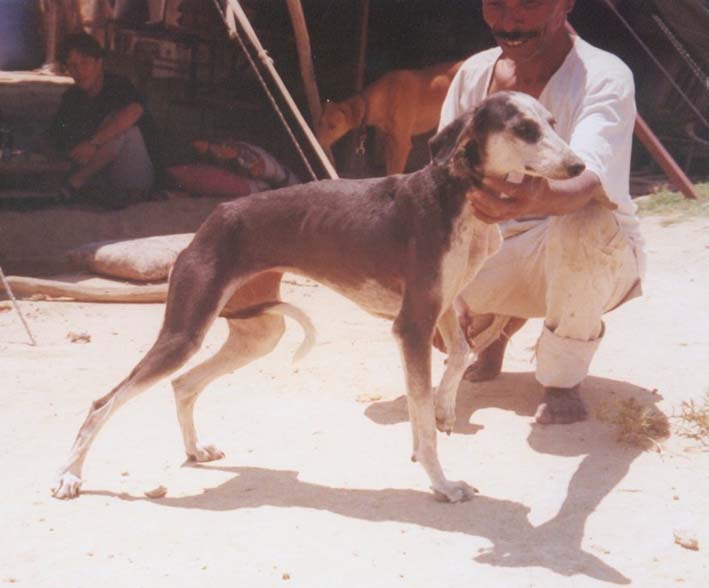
[[222, 0, 338, 179], [286, 0, 322, 127], [355, 0, 370, 92]]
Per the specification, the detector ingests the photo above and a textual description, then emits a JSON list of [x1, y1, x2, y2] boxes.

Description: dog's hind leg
[[52, 328, 207, 499], [172, 312, 286, 462], [52, 258, 236, 499], [434, 307, 472, 434], [393, 297, 476, 503]]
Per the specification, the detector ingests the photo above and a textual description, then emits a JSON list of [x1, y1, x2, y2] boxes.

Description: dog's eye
[[512, 119, 541, 144], [464, 141, 480, 167]]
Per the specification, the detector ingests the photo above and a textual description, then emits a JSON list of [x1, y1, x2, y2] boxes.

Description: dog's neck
[[424, 163, 485, 204], [347, 94, 367, 128]]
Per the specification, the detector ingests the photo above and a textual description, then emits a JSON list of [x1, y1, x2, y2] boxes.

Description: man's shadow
[[86, 373, 665, 584], [365, 372, 666, 581]]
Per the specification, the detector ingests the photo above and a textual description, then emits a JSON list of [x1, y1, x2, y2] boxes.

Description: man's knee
[[546, 203, 629, 271], [548, 203, 620, 249]]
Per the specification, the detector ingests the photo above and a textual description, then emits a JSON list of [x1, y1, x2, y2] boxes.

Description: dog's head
[[430, 91, 585, 182], [317, 96, 366, 149]]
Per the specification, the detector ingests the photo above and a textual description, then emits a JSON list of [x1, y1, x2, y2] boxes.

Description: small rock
[[144, 485, 167, 499], [674, 529, 699, 551], [67, 331, 91, 343], [356, 393, 382, 403]]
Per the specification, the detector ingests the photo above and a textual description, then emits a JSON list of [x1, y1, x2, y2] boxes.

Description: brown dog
[[317, 61, 462, 175]]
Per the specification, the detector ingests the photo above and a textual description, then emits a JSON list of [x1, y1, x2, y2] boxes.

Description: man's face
[[482, 0, 574, 62], [65, 49, 103, 94]]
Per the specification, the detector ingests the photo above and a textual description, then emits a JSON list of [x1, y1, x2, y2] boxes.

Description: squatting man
[[439, 0, 644, 424]]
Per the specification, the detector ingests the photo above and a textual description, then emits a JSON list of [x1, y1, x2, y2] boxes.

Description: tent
[[1, 0, 707, 191]]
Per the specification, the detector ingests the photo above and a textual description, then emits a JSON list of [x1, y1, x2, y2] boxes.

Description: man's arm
[[69, 102, 144, 165]]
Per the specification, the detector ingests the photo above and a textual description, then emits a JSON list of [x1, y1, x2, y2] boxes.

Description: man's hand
[[69, 140, 98, 165], [467, 170, 606, 223], [467, 176, 547, 223]]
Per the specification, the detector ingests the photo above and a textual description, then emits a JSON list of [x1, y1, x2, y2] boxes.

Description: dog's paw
[[187, 444, 225, 463], [431, 480, 478, 503], [52, 472, 82, 499]]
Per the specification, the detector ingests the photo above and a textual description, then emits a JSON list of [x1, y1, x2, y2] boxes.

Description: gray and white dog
[[53, 91, 585, 503]]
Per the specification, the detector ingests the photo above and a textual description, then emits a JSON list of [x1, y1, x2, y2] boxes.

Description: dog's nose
[[566, 162, 586, 177]]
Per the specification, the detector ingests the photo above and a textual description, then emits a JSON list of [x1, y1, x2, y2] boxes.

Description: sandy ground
[[1, 213, 708, 588]]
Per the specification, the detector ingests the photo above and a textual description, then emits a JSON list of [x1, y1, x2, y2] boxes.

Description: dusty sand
[[1, 213, 708, 587]]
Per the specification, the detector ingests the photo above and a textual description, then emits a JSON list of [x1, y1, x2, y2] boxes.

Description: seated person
[[48, 32, 159, 207]]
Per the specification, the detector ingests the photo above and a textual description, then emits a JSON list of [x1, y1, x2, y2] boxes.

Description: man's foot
[[463, 337, 507, 382], [462, 317, 527, 382], [534, 385, 588, 425]]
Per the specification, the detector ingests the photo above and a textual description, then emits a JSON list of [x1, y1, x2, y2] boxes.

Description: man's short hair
[[59, 32, 105, 65]]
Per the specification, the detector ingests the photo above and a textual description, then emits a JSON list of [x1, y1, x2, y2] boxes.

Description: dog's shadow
[[86, 373, 663, 584], [96, 462, 629, 584], [366, 372, 665, 581]]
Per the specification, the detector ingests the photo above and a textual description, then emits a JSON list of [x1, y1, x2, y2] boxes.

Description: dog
[[52, 91, 586, 503], [317, 61, 462, 175]]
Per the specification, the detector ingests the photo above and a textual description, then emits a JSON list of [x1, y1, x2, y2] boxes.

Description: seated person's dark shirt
[[49, 72, 160, 171]]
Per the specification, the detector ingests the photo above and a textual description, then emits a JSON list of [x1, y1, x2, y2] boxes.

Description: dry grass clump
[[635, 182, 709, 226], [673, 391, 709, 448], [597, 397, 670, 451]]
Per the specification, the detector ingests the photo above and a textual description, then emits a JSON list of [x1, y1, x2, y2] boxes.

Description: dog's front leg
[[393, 304, 476, 503], [434, 307, 472, 434]]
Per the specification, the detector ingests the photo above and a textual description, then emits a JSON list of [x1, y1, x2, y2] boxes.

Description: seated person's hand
[[69, 140, 98, 165]]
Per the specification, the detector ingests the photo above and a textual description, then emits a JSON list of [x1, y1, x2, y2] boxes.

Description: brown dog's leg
[[384, 133, 413, 175]]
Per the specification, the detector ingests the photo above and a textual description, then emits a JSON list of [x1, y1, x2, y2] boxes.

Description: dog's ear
[[429, 112, 475, 168]]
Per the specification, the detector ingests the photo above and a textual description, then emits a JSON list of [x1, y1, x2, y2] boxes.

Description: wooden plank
[[286, 0, 322, 127]]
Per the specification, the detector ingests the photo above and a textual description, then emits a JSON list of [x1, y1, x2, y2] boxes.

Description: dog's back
[[364, 61, 462, 135], [317, 61, 463, 174]]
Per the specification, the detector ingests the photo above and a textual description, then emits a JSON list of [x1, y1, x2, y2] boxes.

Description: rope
[[600, 0, 708, 128], [651, 14, 707, 90], [209, 0, 318, 180]]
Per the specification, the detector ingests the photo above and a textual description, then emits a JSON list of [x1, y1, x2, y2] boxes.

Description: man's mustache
[[492, 30, 540, 42]]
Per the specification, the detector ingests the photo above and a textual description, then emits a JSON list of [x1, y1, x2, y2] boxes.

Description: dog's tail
[[227, 301, 316, 363]]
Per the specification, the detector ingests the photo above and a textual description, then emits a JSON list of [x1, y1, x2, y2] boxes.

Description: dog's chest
[[439, 205, 502, 305]]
